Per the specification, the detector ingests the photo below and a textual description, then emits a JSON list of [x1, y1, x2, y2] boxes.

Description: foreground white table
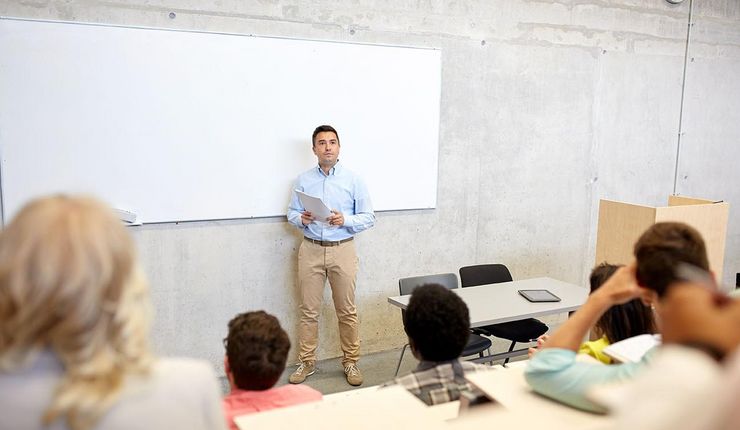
[[234, 385, 447, 430], [234, 364, 611, 430], [452, 362, 612, 430]]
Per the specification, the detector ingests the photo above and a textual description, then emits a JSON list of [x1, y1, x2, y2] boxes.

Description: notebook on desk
[[603, 334, 661, 363]]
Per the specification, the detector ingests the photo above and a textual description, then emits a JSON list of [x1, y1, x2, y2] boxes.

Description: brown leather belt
[[304, 237, 354, 247]]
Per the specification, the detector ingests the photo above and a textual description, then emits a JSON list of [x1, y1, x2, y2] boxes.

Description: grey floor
[[220, 316, 565, 395], [275, 344, 532, 396]]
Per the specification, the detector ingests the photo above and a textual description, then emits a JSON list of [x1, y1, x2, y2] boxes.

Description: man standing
[[287, 125, 375, 386]]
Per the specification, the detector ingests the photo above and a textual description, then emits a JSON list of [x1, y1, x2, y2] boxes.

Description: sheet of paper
[[296, 190, 332, 223]]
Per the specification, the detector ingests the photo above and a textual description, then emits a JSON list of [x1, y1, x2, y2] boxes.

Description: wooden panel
[[594, 200, 656, 266], [655, 202, 729, 280], [668, 195, 715, 206]]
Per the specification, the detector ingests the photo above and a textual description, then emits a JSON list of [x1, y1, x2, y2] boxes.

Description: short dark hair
[[225, 311, 290, 391], [634, 222, 709, 297], [590, 262, 656, 343], [403, 284, 470, 361], [312, 125, 339, 146]]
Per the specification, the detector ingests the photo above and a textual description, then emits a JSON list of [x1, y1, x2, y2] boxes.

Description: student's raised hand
[[592, 264, 651, 306]]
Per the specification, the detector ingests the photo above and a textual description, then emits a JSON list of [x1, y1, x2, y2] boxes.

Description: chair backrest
[[459, 264, 512, 288], [398, 273, 458, 295]]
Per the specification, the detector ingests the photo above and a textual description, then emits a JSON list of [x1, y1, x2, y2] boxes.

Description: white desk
[[389, 277, 587, 362], [234, 385, 447, 430], [234, 365, 612, 430], [450, 362, 612, 430], [388, 277, 587, 327]]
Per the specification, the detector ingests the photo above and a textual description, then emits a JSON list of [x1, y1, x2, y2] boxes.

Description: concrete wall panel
[[676, 4, 740, 288]]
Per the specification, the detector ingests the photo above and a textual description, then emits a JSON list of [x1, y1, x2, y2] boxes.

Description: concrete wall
[[676, 0, 740, 288], [2, 0, 738, 373]]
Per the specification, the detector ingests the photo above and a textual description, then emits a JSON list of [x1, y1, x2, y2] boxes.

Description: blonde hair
[[0, 195, 152, 430]]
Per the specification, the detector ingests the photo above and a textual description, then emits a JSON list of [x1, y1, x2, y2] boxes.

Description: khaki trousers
[[297, 239, 359, 366]]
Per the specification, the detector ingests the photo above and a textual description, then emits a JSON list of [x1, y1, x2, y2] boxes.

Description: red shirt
[[223, 384, 322, 429]]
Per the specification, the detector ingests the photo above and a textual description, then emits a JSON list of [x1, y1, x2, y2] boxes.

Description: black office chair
[[458, 264, 548, 365], [394, 273, 492, 377]]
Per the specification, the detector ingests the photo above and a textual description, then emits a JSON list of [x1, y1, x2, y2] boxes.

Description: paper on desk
[[296, 190, 332, 223], [603, 334, 661, 363]]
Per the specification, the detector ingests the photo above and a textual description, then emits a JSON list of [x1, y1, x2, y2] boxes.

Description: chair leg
[[395, 344, 409, 377], [503, 341, 516, 366]]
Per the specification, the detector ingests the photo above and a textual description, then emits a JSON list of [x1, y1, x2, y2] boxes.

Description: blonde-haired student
[[0, 195, 226, 430]]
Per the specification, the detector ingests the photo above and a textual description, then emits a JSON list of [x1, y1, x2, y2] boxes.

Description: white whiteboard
[[0, 18, 440, 224]]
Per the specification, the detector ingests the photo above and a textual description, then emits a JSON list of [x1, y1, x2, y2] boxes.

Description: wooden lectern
[[595, 196, 729, 280]]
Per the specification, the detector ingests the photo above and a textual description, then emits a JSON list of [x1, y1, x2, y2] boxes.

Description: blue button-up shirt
[[287, 162, 375, 241]]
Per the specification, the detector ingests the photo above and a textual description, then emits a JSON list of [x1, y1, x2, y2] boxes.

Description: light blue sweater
[[524, 347, 655, 413]]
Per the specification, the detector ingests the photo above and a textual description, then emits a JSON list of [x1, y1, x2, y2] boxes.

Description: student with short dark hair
[[633, 221, 710, 297], [222, 311, 321, 430], [384, 283, 485, 405]]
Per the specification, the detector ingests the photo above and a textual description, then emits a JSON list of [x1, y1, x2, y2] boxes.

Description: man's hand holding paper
[[296, 190, 333, 226]]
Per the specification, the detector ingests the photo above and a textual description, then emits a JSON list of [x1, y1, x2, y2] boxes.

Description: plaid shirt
[[385, 359, 485, 405]]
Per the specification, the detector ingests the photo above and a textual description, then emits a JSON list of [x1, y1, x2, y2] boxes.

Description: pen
[[674, 262, 717, 290], [674, 262, 732, 305]]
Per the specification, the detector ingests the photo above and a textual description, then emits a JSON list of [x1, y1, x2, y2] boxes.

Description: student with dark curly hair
[[384, 283, 485, 405], [222, 311, 321, 430]]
